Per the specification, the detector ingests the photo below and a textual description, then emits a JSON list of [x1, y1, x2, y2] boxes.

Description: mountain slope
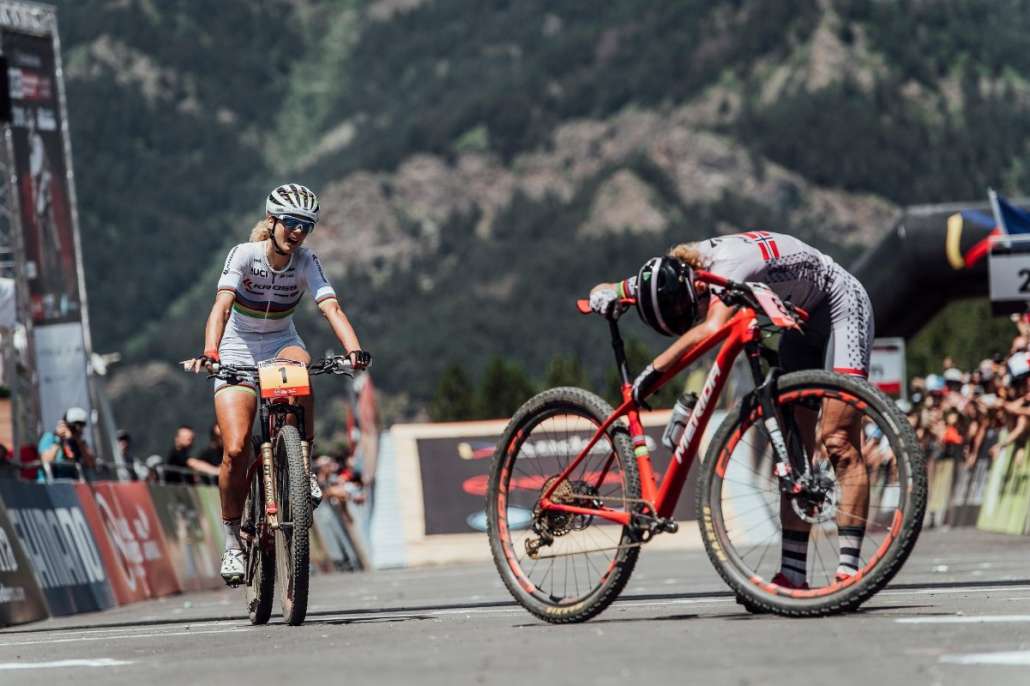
[[48, 0, 1030, 452]]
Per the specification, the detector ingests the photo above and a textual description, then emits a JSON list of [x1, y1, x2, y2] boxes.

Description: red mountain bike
[[487, 272, 925, 621]]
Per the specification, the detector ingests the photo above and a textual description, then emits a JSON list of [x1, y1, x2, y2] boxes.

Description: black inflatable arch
[[850, 201, 1010, 338]]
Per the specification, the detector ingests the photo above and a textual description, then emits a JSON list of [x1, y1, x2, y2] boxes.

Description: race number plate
[[258, 362, 311, 399], [746, 282, 800, 329]]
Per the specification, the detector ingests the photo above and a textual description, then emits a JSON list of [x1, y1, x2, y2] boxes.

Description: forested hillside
[[51, 0, 1030, 452]]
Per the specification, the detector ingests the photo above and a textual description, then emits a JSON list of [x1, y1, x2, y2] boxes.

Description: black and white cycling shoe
[[220, 549, 246, 587], [310, 473, 323, 509]]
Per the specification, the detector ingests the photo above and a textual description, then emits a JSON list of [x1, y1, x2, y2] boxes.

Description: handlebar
[[202, 356, 357, 382], [576, 297, 636, 315], [577, 273, 808, 325]]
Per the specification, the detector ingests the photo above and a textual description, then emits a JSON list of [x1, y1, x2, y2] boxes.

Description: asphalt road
[[1, 528, 1029, 686]]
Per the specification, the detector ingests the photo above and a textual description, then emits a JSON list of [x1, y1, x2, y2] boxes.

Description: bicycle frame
[[538, 272, 768, 524]]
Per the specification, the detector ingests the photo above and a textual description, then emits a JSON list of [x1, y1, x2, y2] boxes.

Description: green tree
[[908, 298, 1017, 378], [543, 353, 589, 389], [428, 363, 476, 421], [477, 356, 537, 420]]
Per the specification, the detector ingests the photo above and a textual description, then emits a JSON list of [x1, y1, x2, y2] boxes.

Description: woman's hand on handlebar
[[181, 350, 219, 374], [345, 349, 373, 370], [587, 283, 634, 318]]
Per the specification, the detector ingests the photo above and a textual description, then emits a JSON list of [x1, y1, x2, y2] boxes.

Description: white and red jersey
[[694, 231, 840, 312], [694, 231, 873, 377], [216, 241, 337, 336]]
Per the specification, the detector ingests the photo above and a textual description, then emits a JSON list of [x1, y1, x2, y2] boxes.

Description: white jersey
[[216, 241, 337, 336], [694, 231, 873, 376], [694, 231, 840, 312]]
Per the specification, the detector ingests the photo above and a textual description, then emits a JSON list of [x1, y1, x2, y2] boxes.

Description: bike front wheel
[[273, 424, 311, 626], [487, 387, 641, 624], [697, 370, 926, 616]]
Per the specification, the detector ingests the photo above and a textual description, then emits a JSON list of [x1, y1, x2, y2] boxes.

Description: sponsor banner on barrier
[[978, 441, 1014, 533], [415, 424, 698, 536], [0, 498, 48, 627], [0, 480, 114, 616], [193, 485, 225, 553], [313, 503, 361, 572], [147, 484, 221, 591], [73, 483, 138, 605], [92, 482, 180, 598]]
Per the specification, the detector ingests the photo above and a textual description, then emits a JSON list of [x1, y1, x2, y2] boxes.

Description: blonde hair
[[667, 242, 710, 271], [250, 215, 273, 242]]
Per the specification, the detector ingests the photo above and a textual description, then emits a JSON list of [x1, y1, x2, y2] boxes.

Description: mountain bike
[[486, 272, 926, 622], [209, 356, 355, 626]]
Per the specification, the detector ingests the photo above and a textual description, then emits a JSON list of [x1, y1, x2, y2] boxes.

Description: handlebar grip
[[576, 299, 591, 315]]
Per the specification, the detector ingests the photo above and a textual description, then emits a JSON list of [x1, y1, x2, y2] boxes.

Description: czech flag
[[989, 189, 1030, 235]]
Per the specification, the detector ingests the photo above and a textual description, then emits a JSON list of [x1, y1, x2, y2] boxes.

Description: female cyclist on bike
[[590, 230, 874, 590], [185, 183, 371, 583]]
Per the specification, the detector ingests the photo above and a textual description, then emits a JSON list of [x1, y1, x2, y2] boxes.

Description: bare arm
[[999, 415, 1028, 450], [184, 291, 234, 373], [653, 298, 735, 371], [204, 291, 235, 354], [186, 457, 220, 476], [319, 298, 363, 356]]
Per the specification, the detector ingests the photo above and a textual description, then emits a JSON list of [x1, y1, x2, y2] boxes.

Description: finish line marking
[[896, 615, 1030, 624], [0, 658, 134, 670], [0, 626, 248, 648], [941, 650, 1030, 666]]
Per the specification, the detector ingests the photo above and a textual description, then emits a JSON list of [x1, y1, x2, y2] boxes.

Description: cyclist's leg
[[214, 383, 257, 581], [774, 317, 830, 587], [825, 272, 875, 579]]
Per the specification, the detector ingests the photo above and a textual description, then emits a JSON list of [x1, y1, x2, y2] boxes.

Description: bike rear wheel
[[243, 468, 274, 625], [273, 424, 311, 626], [697, 370, 926, 616], [487, 387, 641, 624]]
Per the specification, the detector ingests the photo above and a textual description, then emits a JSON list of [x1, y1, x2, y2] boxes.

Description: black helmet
[[635, 256, 698, 336]]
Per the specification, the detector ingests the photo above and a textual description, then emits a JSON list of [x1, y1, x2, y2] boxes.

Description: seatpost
[[609, 318, 631, 386]]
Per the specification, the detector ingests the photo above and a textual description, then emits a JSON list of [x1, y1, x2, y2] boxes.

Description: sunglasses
[[276, 215, 315, 234]]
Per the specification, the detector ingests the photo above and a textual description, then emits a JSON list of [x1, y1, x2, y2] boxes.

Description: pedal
[[223, 575, 243, 588]]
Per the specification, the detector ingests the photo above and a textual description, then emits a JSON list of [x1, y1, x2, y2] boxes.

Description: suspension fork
[[745, 342, 803, 495]]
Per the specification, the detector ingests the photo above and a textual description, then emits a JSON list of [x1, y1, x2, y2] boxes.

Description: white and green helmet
[[266, 183, 319, 223]]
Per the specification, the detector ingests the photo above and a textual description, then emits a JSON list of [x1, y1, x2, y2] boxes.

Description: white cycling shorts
[[214, 325, 306, 394]]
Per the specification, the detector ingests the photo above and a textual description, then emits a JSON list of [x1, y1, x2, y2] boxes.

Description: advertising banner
[[869, 338, 906, 398], [314, 503, 368, 572], [92, 482, 180, 598], [148, 483, 221, 591], [3, 26, 81, 326], [73, 483, 138, 605], [32, 320, 90, 433], [977, 440, 1014, 533], [415, 424, 698, 536], [0, 498, 48, 627], [193, 484, 225, 552], [0, 480, 113, 615]]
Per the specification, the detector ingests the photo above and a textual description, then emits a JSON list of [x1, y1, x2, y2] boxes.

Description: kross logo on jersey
[[744, 231, 780, 261]]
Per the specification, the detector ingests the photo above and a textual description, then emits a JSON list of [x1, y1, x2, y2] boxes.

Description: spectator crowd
[[903, 314, 1030, 526]]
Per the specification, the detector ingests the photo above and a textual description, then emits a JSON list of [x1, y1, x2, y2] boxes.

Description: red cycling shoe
[[771, 572, 810, 591]]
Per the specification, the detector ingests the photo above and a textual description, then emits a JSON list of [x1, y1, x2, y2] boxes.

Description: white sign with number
[[869, 338, 906, 399], [988, 251, 1030, 303]]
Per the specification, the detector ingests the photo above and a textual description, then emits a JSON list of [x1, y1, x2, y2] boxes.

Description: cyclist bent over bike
[[184, 184, 371, 583], [590, 231, 874, 589]]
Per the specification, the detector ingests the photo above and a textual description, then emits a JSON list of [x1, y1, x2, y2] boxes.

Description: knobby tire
[[487, 387, 641, 624], [697, 370, 926, 617], [274, 424, 311, 626]]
